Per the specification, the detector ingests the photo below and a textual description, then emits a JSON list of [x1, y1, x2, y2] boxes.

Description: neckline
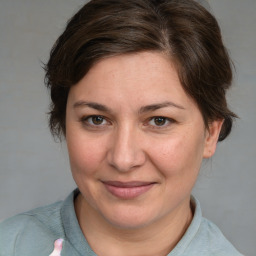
[[167, 195, 202, 255], [60, 189, 97, 255], [60, 190, 202, 256]]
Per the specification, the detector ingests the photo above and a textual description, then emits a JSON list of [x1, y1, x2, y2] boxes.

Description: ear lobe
[[203, 119, 224, 159]]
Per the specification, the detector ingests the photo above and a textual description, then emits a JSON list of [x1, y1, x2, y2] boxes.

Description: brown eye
[[84, 115, 107, 126], [91, 116, 104, 125], [153, 117, 167, 126]]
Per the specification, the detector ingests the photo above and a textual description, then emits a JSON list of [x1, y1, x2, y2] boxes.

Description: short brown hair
[[44, 0, 237, 141]]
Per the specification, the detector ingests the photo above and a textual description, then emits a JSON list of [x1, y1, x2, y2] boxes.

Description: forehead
[[74, 52, 179, 89], [68, 51, 195, 111]]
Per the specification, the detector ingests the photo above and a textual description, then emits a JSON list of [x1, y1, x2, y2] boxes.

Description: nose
[[107, 125, 146, 172]]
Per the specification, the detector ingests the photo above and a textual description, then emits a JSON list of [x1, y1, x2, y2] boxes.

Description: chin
[[101, 205, 160, 230], [106, 217, 154, 230]]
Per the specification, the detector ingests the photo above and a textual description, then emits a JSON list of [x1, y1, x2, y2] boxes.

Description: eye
[[148, 116, 173, 127], [82, 115, 108, 126]]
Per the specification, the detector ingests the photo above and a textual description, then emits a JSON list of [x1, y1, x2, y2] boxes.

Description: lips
[[102, 181, 156, 199]]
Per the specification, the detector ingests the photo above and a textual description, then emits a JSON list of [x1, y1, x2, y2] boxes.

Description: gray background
[[0, 0, 255, 255]]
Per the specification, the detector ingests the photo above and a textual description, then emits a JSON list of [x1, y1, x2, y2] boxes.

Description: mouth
[[102, 181, 156, 199]]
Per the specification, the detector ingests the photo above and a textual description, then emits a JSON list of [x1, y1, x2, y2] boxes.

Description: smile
[[102, 181, 156, 200]]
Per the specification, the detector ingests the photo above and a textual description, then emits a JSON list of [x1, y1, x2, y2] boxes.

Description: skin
[[65, 51, 223, 256]]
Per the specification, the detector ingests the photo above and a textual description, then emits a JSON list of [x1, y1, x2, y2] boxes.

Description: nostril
[[107, 129, 146, 172], [108, 151, 146, 172]]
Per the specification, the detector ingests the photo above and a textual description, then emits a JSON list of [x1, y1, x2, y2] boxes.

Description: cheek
[[66, 135, 106, 177], [149, 131, 205, 177]]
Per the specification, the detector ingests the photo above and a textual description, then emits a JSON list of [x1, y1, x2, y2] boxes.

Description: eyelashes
[[147, 116, 174, 127], [80, 115, 176, 130], [84, 116, 108, 126], [80, 115, 110, 129]]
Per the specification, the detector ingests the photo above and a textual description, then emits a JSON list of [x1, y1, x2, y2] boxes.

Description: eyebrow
[[73, 100, 185, 113], [139, 101, 185, 113], [73, 101, 112, 113]]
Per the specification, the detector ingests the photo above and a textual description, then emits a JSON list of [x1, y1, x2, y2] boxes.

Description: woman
[[0, 0, 243, 255]]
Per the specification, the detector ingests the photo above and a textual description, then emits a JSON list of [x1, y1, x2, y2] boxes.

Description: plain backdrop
[[0, 0, 255, 255]]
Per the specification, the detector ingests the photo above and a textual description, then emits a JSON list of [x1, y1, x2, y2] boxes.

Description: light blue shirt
[[0, 190, 243, 255]]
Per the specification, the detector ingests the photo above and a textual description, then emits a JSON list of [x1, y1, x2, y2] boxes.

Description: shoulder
[[177, 197, 244, 256], [189, 217, 243, 256], [0, 201, 64, 256]]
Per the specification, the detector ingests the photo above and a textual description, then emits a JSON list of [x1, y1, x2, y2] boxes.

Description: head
[[45, 0, 236, 142], [44, 0, 237, 230]]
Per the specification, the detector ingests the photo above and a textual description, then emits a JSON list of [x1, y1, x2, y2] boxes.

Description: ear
[[203, 119, 224, 159]]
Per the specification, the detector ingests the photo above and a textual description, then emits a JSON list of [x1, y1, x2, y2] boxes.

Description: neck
[[75, 194, 193, 256]]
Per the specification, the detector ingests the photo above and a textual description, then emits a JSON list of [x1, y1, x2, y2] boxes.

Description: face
[[66, 52, 222, 229]]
